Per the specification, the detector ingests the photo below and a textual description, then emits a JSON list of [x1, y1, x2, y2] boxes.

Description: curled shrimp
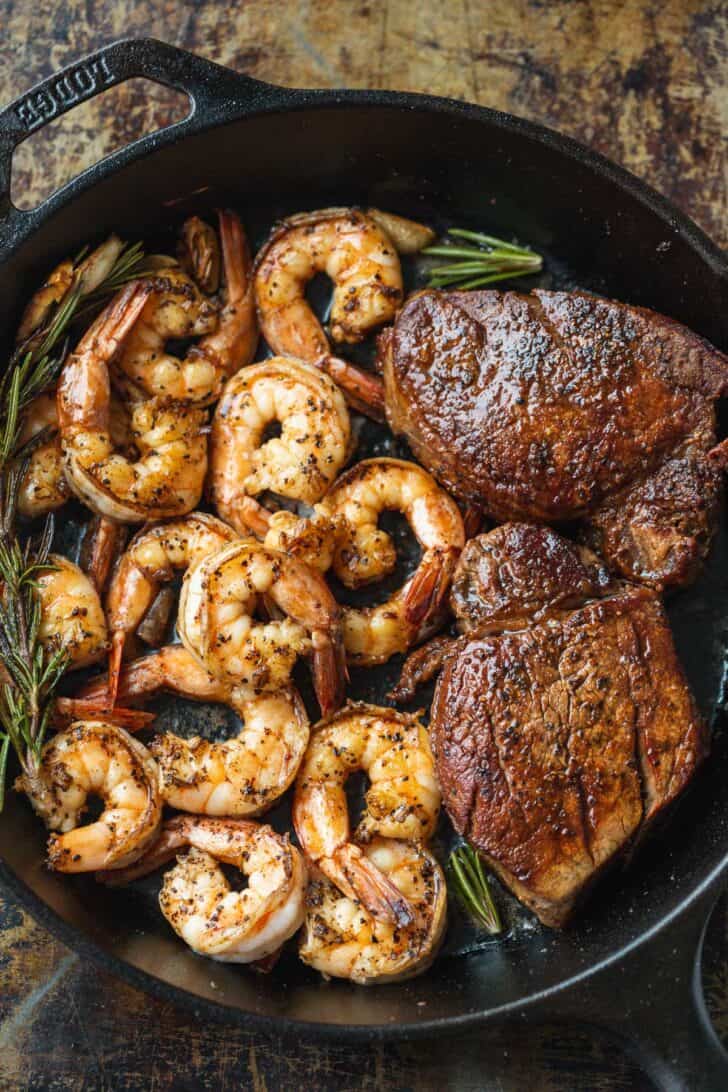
[[293, 703, 440, 925], [16, 720, 162, 872], [103, 816, 306, 964], [37, 554, 108, 669], [58, 282, 208, 523], [254, 208, 400, 419], [80, 644, 309, 816], [210, 356, 351, 535], [116, 212, 257, 405], [178, 539, 346, 715], [16, 392, 69, 518], [15, 236, 131, 519], [320, 458, 465, 665], [300, 838, 446, 984], [15, 234, 125, 346], [18, 390, 133, 521], [16, 260, 76, 344], [105, 511, 239, 704], [254, 207, 403, 354]]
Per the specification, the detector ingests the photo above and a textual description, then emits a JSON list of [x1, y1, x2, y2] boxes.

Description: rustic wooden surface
[[0, 0, 726, 1088]]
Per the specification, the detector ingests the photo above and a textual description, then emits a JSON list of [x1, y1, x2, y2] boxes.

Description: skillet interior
[[1, 97, 728, 1034]]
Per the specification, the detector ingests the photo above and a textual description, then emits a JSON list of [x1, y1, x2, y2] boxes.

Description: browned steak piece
[[451, 522, 613, 634], [418, 523, 708, 927], [585, 445, 724, 587], [431, 586, 707, 927], [379, 288, 728, 587]]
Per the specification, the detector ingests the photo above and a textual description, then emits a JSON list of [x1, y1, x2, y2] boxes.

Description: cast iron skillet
[[1, 38, 727, 1090]]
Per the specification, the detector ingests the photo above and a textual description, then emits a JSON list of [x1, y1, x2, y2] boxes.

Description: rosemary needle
[[449, 843, 503, 935], [423, 227, 543, 290]]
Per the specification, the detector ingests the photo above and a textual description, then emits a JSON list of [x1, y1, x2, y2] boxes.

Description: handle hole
[[10, 78, 191, 210]]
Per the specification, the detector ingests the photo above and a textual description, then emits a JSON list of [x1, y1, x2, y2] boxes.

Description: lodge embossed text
[[14, 55, 114, 131]]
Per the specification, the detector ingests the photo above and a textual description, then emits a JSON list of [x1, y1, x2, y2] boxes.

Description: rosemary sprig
[[449, 843, 503, 935], [423, 228, 543, 289], [0, 516, 67, 806], [0, 237, 147, 808]]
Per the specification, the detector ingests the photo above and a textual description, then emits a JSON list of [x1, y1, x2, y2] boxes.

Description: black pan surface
[[0, 38, 727, 1084]]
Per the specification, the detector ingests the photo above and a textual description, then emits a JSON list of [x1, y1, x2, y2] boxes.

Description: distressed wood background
[[0, 0, 726, 1088]]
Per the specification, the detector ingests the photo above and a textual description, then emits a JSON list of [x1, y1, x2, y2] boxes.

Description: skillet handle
[[0, 37, 285, 226], [537, 880, 728, 1091]]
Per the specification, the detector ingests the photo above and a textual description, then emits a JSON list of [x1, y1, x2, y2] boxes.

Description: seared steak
[[379, 289, 728, 587], [407, 524, 708, 926], [451, 522, 613, 634]]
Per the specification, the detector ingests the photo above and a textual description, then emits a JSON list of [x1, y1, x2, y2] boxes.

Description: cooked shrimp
[[178, 539, 346, 715], [116, 212, 257, 404], [16, 238, 135, 518], [105, 511, 239, 704], [16, 720, 162, 872], [254, 207, 403, 359], [58, 282, 208, 523], [18, 389, 132, 520], [320, 458, 465, 665], [210, 356, 351, 535], [300, 838, 446, 984], [293, 703, 440, 925], [15, 234, 125, 345], [16, 391, 69, 518], [16, 261, 75, 344], [78, 644, 310, 816], [37, 555, 108, 669], [103, 816, 306, 963]]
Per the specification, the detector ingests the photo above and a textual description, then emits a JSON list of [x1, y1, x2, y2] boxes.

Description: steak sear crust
[[380, 289, 728, 587], [451, 522, 613, 634], [427, 525, 708, 927]]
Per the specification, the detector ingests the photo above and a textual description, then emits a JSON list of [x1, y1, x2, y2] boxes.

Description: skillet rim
[[1, 63, 728, 1038]]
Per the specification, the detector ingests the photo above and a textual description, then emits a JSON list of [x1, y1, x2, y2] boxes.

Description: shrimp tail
[[75, 654, 155, 709], [218, 209, 252, 301], [312, 629, 348, 717], [76, 672, 115, 705], [106, 628, 127, 711], [403, 548, 458, 628], [81, 516, 128, 593], [53, 697, 155, 732], [335, 844, 414, 927], [237, 494, 273, 539], [319, 356, 386, 423], [214, 208, 258, 371], [97, 281, 154, 358], [388, 635, 459, 703]]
